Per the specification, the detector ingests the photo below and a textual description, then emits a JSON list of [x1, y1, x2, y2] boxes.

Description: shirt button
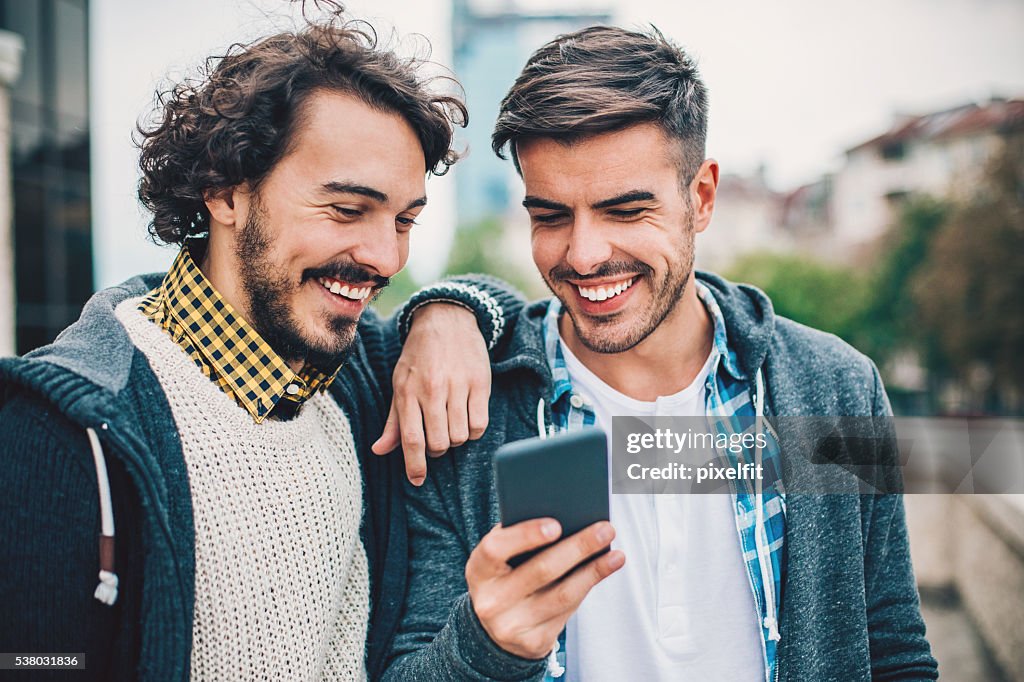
[[570, 394, 585, 409], [286, 383, 300, 396]]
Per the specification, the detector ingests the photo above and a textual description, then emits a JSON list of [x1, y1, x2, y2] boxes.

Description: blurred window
[[1, 0, 93, 354]]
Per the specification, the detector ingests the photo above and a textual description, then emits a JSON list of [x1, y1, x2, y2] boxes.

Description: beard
[[233, 197, 387, 368], [547, 209, 696, 355]]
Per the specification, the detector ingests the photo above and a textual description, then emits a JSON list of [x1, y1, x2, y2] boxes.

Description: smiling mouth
[[575, 276, 636, 302], [317, 276, 373, 301]]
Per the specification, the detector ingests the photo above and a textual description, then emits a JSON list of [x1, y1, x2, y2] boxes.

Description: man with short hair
[[384, 25, 938, 681], [0, 16, 521, 681]]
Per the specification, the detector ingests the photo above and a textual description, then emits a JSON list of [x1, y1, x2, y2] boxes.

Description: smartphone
[[493, 427, 610, 568]]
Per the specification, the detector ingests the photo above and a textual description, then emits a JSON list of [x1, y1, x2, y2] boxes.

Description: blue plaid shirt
[[541, 283, 786, 682]]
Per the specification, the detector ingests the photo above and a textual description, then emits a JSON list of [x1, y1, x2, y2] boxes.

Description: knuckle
[[581, 526, 608, 554], [553, 583, 577, 610], [533, 556, 560, 584], [424, 376, 445, 396], [472, 594, 498, 622], [402, 434, 424, 449], [475, 538, 499, 565], [426, 437, 449, 453]]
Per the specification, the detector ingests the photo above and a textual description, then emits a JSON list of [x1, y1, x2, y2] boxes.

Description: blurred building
[[0, 0, 92, 355], [697, 167, 790, 272], [831, 97, 1024, 253], [451, 0, 610, 262], [0, 28, 20, 357]]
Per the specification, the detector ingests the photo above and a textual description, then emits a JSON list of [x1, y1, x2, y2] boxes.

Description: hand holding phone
[[463, 428, 624, 660], [466, 518, 624, 660]]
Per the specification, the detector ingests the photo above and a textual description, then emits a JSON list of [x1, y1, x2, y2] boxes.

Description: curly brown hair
[[137, 14, 467, 245]]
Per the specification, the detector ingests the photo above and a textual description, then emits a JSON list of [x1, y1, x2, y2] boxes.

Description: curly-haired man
[[0, 14, 521, 682]]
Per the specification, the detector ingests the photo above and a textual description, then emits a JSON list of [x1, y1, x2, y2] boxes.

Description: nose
[[349, 221, 404, 279], [565, 214, 614, 276]]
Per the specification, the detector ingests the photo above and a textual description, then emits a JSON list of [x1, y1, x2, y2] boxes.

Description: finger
[[396, 391, 427, 486], [371, 399, 401, 455], [421, 392, 451, 457], [523, 549, 626, 626], [447, 387, 471, 448], [467, 378, 490, 441], [509, 521, 616, 596], [466, 519, 562, 583]]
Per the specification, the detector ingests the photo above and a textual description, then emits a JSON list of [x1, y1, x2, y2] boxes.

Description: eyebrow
[[522, 190, 656, 212], [320, 181, 427, 211], [522, 196, 570, 211], [592, 190, 656, 209]]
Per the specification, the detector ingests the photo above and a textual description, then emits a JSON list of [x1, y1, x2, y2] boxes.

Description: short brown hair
[[137, 14, 466, 245], [492, 25, 708, 182]]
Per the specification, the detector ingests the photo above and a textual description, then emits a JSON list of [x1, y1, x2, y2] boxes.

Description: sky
[[91, 0, 1024, 288]]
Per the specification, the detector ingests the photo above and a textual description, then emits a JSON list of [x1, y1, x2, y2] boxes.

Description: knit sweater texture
[[118, 300, 370, 680]]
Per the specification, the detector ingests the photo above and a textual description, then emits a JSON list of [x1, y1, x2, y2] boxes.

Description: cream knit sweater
[[116, 299, 369, 681]]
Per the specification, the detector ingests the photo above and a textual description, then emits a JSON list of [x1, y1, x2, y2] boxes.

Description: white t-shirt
[[558, 338, 765, 682]]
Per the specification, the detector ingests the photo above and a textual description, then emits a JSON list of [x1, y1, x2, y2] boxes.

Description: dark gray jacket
[[383, 271, 938, 681]]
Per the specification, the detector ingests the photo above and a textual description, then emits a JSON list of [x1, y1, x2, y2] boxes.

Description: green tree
[[858, 196, 951, 368], [445, 217, 546, 298], [725, 253, 872, 347], [910, 138, 1024, 409], [371, 216, 547, 317]]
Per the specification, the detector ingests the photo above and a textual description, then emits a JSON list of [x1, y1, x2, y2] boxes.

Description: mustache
[[549, 260, 652, 282], [303, 260, 390, 290]]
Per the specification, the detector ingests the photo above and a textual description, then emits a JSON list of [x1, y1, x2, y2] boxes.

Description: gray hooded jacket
[[382, 271, 938, 682]]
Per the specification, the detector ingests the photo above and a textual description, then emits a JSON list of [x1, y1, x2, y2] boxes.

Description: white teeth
[[576, 277, 635, 302], [320, 277, 371, 301], [341, 286, 368, 300]]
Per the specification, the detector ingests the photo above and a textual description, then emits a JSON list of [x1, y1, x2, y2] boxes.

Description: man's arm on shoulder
[[355, 272, 527, 382], [356, 274, 526, 484], [381, 472, 547, 681], [863, 364, 939, 680], [0, 391, 119, 679]]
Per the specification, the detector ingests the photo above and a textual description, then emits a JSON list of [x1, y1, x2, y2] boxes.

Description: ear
[[689, 159, 719, 234], [204, 186, 250, 230]]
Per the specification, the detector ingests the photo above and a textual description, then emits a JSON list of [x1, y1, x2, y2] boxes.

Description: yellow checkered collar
[[138, 244, 341, 423]]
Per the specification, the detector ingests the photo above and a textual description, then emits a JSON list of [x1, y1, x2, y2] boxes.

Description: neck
[[198, 237, 305, 374], [560, 275, 713, 401]]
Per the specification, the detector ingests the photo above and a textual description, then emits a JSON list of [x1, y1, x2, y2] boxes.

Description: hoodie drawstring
[[537, 398, 548, 440], [753, 369, 780, 641], [86, 426, 119, 606]]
